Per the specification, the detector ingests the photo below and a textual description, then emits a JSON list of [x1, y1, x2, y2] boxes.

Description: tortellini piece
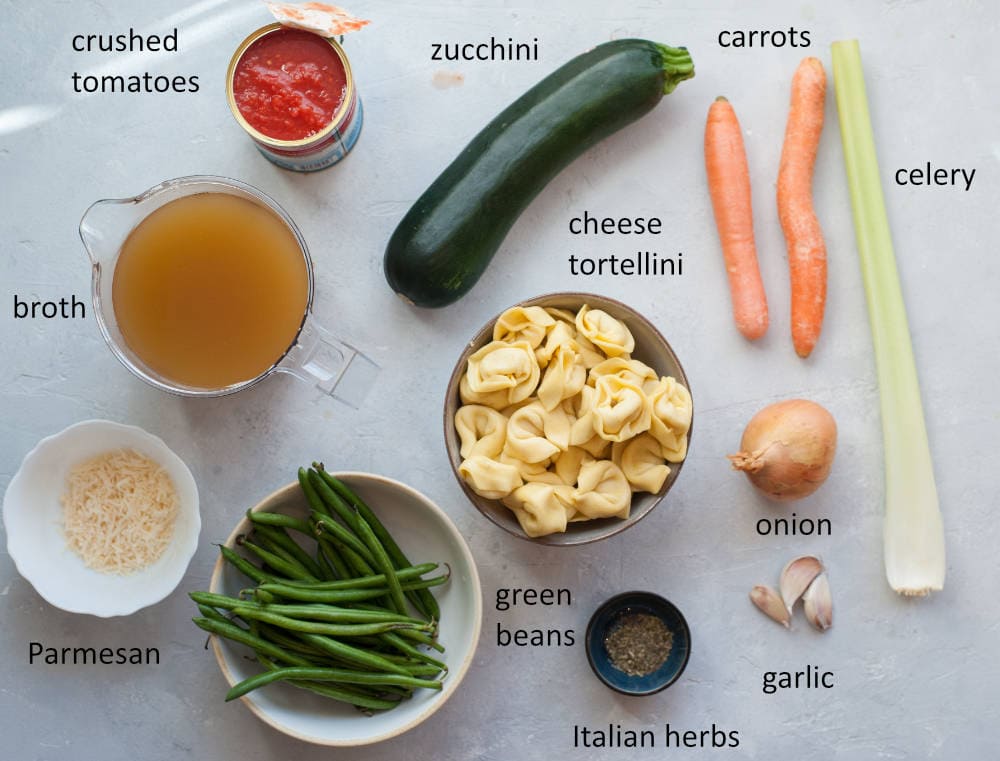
[[647, 376, 693, 462], [534, 319, 576, 368], [539, 309, 605, 368], [493, 306, 555, 349], [576, 305, 635, 358], [537, 343, 587, 411], [553, 446, 593, 486], [613, 434, 671, 493], [505, 402, 570, 462], [454, 302, 691, 536], [459, 456, 523, 499], [466, 340, 540, 407], [591, 376, 653, 442], [498, 449, 553, 481], [455, 405, 507, 458], [502, 482, 575, 537], [573, 460, 632, 519], [588, 357, 657, 389], [459, 375, 511, 410]]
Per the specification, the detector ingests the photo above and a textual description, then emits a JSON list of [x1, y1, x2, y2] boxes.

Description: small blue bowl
[[585, 591, 691, 696]]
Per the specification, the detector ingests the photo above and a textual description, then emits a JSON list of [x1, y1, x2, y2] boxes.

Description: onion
[[728, 399, 837, 501]]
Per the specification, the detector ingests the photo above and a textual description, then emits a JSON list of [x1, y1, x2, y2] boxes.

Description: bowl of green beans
[[195, 468, 482, 746]]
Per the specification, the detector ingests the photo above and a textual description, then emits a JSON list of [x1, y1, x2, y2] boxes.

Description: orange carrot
[[704, 96, 768, 340], [778, 57, 827, 358]]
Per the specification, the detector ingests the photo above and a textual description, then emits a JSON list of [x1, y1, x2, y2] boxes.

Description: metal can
[[226, 23, 363, 172]]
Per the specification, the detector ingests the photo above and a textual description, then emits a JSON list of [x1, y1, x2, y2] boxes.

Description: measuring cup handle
[[275, 317, 379, 407]]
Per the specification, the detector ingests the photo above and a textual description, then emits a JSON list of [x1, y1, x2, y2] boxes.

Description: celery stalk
[[831, 40, 945, 596]]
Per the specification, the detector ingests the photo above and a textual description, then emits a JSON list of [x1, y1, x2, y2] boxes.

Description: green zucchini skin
[[384, 39, 695, 308]]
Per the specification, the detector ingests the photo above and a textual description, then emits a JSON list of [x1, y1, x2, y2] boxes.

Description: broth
[[112, 193, 309, 389]]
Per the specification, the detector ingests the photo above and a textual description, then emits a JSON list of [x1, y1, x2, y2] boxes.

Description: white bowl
[[3, 419, 201, 617], [209, 473, 482, 746]]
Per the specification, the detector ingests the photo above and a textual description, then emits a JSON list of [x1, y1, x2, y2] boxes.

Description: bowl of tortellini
[[444, 293, 693, 545]]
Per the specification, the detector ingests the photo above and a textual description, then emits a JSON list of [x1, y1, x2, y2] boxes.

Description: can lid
[[264, 2, 370, 37]]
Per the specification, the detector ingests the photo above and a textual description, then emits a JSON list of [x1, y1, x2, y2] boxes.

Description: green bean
[[196, 604, 231, 625], [253, 588, 278, 604], [307, 469, 361, 533], [251, 522, 323, 579], [287, 679, 401, 711], [353, 512, 407, 615], [258, 623, 443, 676], [192, 617, 312, 667], [380, 632, 448, 671], [398, 663, 447, 677], [225, 666, 443, 701], [247, 510, 313, 536], [298, 467, 331, 519], [218, 545, 279, 585], [238, 537, 316, 581], [318, 533, 380, 585], [254, 623, 332, 659], [250, 526, 314, 575], [254, 652, 403, 712], [294, 632, 411, 676], [395, 628, 446, 653], [189, 591, 247, 610], [230, 607, 429, 638], [190, 593, 422, 627], [318, 540, 351, 580], [258, 603, 425, 626], [258, 574, 448, 603], [315, 465, 440, 621], [314, 542, 337, 581], [277, 562, 439, 590], [311, 513, 375, 565]]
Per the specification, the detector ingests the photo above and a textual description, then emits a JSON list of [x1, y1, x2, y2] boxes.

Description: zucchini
[[384, 39, 695, 308]]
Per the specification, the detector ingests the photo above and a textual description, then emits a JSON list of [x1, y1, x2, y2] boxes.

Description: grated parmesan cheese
[[61, 448, 179, 575]]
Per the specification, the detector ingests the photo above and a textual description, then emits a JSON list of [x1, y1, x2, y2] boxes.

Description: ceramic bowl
[[209, 473, 482, 746], [585, 591, 691, 696], [2, 419, 200, 617], [444, 292, 693, 545]]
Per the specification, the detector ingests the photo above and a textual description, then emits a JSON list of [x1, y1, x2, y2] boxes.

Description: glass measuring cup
[[79, 175, 377, 404]]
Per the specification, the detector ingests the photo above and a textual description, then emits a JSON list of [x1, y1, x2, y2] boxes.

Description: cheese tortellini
[[493, 306, 556, 350], [591, 376, 653, 442], [576, 305, 635, 357], [455, 303, 691, 537], [455, 404, 507, 458], [465, 340, 540, 408]]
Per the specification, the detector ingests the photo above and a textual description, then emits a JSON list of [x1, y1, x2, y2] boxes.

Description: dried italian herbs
[[604, 612, 673, 676]]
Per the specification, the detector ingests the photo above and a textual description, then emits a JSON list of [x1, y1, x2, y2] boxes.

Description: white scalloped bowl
[[3, 419, 200, 617]]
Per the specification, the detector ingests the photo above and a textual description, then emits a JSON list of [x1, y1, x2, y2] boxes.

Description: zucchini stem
[[656, 44, 695, 94]]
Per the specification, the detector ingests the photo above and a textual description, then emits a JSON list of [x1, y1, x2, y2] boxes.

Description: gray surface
[[2, 0, 998, 758]]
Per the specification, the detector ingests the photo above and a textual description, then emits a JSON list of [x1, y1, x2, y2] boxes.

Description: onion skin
[[728, 399, 837, 501]]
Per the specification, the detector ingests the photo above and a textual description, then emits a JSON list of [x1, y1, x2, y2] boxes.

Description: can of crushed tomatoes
[[226, 23, 363, 172]]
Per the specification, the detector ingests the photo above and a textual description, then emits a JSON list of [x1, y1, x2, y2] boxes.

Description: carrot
[[704, 96, 769, 341], [777, 57, 827, 358]]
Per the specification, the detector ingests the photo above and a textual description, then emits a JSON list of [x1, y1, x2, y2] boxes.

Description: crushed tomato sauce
[[233, 28, 346, 141]]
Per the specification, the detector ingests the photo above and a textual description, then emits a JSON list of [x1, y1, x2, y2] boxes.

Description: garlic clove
[[803, 572, 833, 631], [750, 584, 791, 628], [779, 555, 824, 613]]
